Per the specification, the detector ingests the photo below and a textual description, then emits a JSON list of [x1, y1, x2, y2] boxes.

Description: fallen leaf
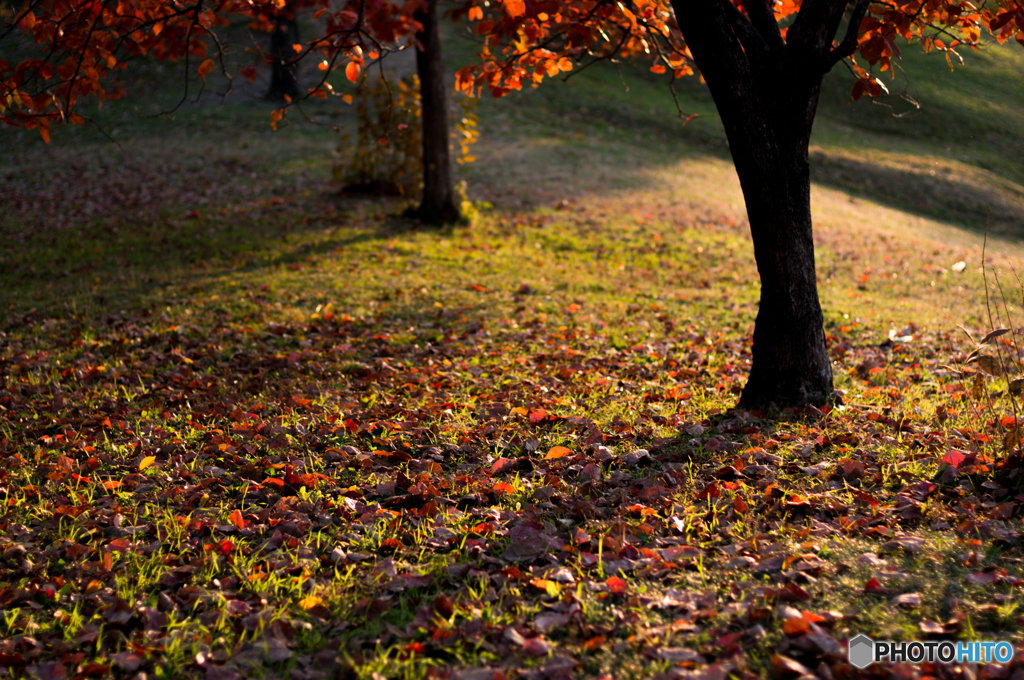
[[544, 446, 572, 460]]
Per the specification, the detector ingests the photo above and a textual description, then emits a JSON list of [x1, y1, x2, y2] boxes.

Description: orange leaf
[[617, 4, 638, 31], [606, 575, 627, 594], [345, 61, 360, 83], [492, 481, 516, 494], [1002, 416, 1018, 429], [544, 446, 572, 460], [503, 0, 525, 17], [468, 6, 483, 20], [270, 109, 283, 130], [293, 43, 302, 53], [318, 60, 329, 71], [342, 94, 353, 104], [197, 59, 214, 78], [782, 617, 809, 635], [650, 64, 666, 74], [39, 127, 50, 144], [228, 509, 246, 530]]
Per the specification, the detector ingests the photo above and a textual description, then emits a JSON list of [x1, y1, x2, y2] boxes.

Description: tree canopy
[[4, 0, 1022, 138]]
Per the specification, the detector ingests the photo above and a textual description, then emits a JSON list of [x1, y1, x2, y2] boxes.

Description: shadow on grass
[[810, 149, 1024, 238]]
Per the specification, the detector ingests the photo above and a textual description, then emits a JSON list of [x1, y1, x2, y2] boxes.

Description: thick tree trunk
[[266, 4, 300, 102], [669, 0, 847, 407], [414, 0, 461, 224], [731, 135, 834, 407]]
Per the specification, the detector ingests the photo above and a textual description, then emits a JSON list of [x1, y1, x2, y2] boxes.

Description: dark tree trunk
[[668, 0, 865, 406], [414, 0, 461, 224], [267, 3, 300, 102]]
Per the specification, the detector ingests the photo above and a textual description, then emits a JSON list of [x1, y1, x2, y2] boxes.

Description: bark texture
[[267, 3, 300, 102], [668, 0, 867, 407], [414, 0, 461, 224]]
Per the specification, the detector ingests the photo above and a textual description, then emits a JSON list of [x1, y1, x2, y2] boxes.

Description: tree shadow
[[809, 149, 1024, 239]]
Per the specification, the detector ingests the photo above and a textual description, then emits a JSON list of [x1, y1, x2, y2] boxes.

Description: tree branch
[[743, 0, 785, 52], [718, 0, 770, 67], [828, 0, 870, 66]]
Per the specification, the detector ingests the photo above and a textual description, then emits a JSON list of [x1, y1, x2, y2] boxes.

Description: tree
[[454, 0, 1024, 407], [414, 0, 462, 223], [266, 1, 301, 102], [0, 0, 458, 221]]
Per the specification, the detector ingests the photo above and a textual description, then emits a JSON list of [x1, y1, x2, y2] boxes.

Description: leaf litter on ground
[[2, 134, 1024, 680]]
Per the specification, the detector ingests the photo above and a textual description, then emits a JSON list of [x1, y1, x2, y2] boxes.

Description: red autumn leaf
[[941, 450, 966, 468], [606, 575, 627, 594], [864, 577, 890, 595], [491, 457, 514, 475]]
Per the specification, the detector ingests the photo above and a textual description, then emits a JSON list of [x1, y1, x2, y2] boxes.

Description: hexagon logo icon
[[848, 635, 875, 669]]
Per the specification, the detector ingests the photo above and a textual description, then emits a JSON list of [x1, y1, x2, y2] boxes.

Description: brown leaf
[[656, 647, 705, 663], [109, 652, 142, 672], [1009, 377, 1024, 397], [772, 654, 812, 677], [979, 328, 1011, 345], [521, 637, 552, 657], [976, 354, 1003, 376], [892, 592, 922, 608]]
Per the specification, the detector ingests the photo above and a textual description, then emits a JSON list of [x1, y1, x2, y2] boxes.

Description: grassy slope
[[0, 23, 1024, 680]]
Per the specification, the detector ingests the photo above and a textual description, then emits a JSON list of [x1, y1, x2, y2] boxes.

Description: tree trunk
[[731, 135, 835, 407], [414, 0, 461, 224], [669, 0, 849, 407], [266, 3, 300, 102]]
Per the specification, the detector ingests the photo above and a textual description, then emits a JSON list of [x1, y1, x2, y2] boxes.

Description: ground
[[1, 28, 1024, 680]]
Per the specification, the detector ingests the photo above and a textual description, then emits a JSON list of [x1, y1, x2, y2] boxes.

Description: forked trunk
[[670, 0, 843, 407], [267, 3, 300, 102], [414, 0, 461, 224]]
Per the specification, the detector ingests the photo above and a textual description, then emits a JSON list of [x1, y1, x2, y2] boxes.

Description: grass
[[1, 21, 1024, 680]]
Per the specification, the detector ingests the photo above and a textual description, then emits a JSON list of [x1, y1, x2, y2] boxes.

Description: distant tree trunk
[[414, 0, 461, 224], [669, 0, 856, 407], [267, 2, 300, 102]]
